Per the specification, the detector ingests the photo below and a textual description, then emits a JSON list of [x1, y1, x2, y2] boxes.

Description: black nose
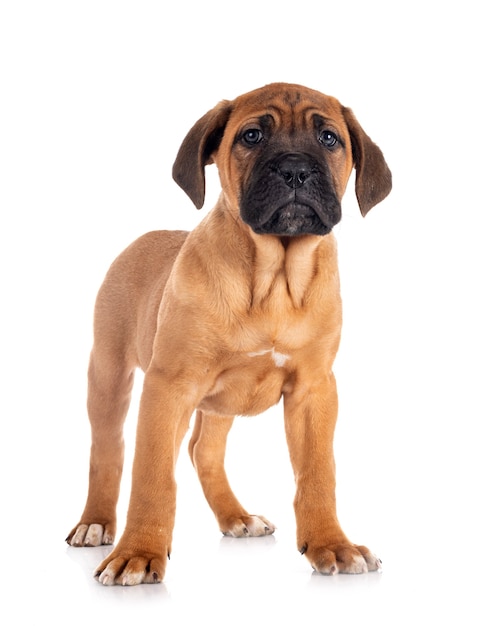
[[277, 154, 312, 188]]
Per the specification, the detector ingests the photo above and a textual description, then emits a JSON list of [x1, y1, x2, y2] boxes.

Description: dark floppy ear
[[342, 106, 392, 216], [172, 100, 233, 209]]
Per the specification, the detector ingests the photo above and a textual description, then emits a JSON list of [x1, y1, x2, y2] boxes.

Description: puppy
[[67, 82, 392, 585]]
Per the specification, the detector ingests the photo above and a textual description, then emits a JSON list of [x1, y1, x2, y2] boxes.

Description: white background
[[1, 1, 476, 623]]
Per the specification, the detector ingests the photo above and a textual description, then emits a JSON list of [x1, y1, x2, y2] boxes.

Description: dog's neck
[[247, 229, 325, 309], [196, 201, 336, 311], [279, 236, 292, 250]]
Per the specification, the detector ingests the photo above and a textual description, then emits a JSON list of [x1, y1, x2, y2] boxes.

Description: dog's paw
[[221, 514, 276, 538], [303, 542, 382, 575], [66, 523, 114, 547], [94, 549, 167, 586]]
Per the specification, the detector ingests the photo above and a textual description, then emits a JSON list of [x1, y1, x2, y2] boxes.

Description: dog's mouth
[[253, 203, 328, 235], [249, 202, 336, 236]]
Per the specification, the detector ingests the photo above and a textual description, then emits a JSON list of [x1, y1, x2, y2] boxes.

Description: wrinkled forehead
[[229, 83, 344, 128]]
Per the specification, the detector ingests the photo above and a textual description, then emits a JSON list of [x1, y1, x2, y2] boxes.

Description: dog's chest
[[246, 347, 290, 368], [198, 350, 289, 417], [197, 315, 307, 417]]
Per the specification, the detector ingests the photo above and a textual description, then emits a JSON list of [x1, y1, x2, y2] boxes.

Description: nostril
[[297, 170, 309, 185]]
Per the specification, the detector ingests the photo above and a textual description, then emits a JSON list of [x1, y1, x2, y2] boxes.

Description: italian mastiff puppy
[[67, 82, 392, 585]]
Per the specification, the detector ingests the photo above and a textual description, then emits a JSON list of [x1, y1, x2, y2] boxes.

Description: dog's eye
[[242, 129, 263, 146], [319, 130, 338, 148]]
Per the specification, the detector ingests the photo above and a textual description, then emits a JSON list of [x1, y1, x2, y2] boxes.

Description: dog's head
[[172, 83, 392, 237]]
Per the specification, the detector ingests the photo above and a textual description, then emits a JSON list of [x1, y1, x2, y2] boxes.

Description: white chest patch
[[247, 348, 290, 368]]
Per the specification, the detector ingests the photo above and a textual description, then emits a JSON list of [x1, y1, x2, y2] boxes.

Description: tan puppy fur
[[67, 83, 392, 585]]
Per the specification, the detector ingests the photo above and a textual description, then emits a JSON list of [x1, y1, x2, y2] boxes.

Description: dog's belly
[[198, 356, 288, 417]]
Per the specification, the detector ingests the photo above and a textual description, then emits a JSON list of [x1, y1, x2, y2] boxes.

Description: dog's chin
[[247, 204, 335, 237]]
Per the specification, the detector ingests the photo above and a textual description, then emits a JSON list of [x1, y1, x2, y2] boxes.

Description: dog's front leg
[[94, 369, 194, 586], [283, 372, 380, 575]]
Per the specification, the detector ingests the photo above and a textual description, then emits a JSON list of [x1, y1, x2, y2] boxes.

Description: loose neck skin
[[194, 194, 335, 311]]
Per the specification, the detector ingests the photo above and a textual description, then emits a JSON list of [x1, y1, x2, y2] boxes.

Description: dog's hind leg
[[189, 411, 275, 537], [66, 346, 135, 548]]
